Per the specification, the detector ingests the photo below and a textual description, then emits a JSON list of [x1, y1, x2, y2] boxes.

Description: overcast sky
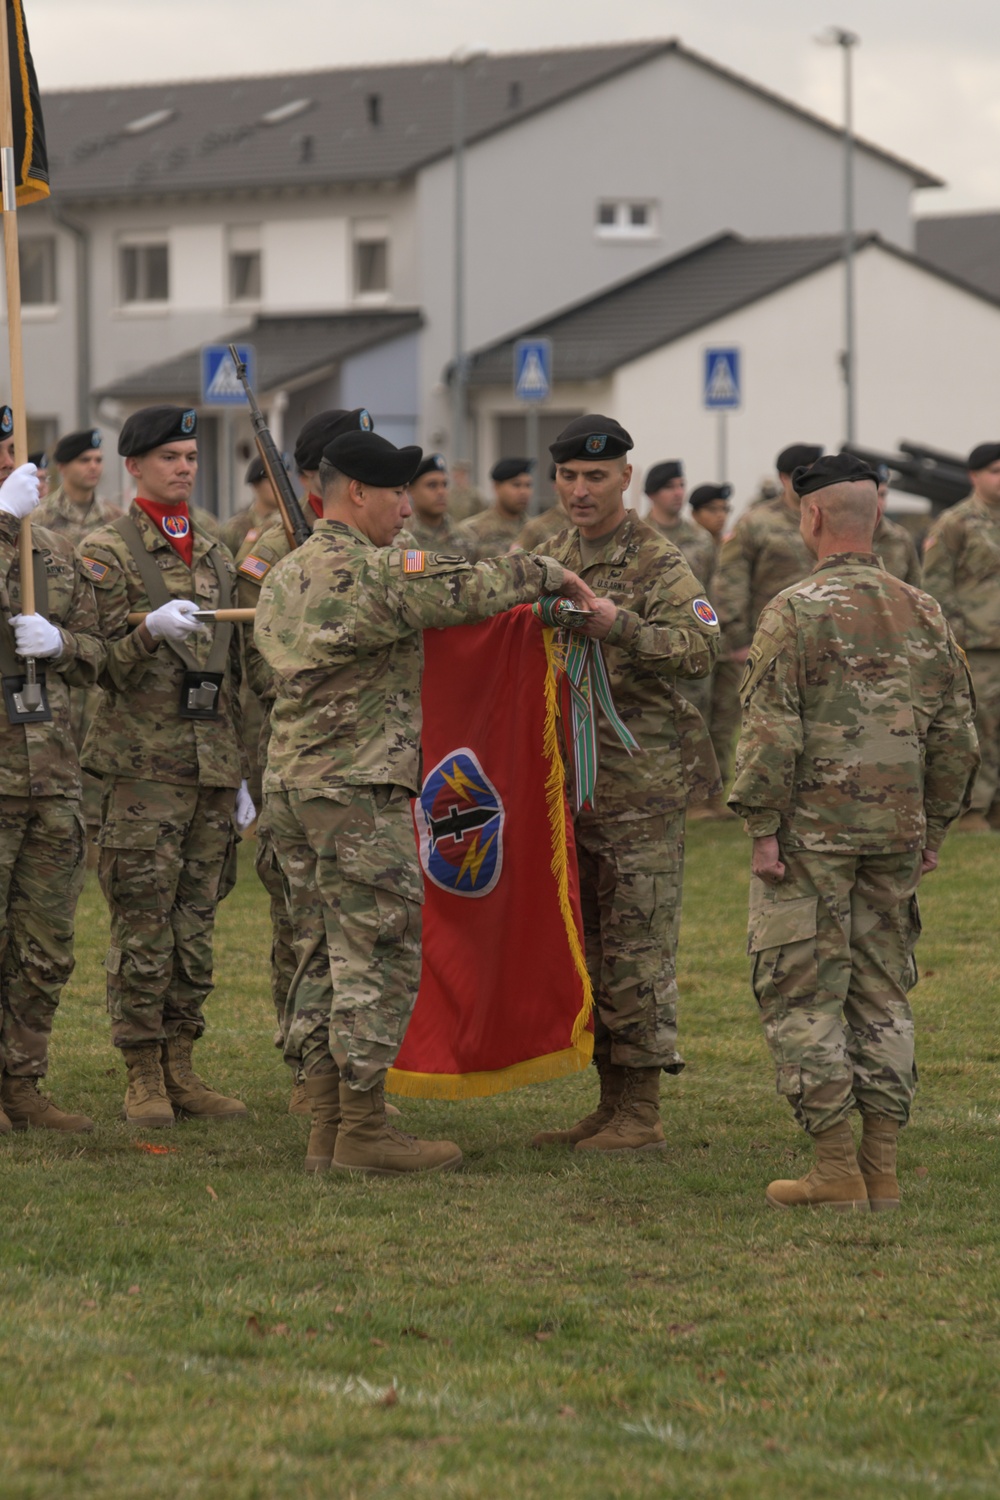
[[28, 0, 1000, 214]]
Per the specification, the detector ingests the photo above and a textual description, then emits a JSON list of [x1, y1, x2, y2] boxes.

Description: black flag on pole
[[5, 0, 47, 204]]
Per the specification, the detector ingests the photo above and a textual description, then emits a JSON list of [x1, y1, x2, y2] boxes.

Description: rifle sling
[[112, 516, 232, 675]]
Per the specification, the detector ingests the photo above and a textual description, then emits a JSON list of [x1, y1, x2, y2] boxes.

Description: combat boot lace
[[332, 1081, 462, 1176], [531, 1056, 626, 1147], [288, 1072, 310, 1116], [303, 1072, 341, 1173], [0, 1075, 94, 1133], [766, 1119, 868, 1210], [121, 1045, 175, 1128], [575, 1066, 668, 1154], [161, 1031, 247, 1120], [858, 1114, 900, 1212]]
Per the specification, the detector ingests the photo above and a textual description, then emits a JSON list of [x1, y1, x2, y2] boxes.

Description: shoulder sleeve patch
[[238, 553, 272, 582], [81, 556, 110, 584], [403, 549, 426, 575], [692, 597, 718, 626]]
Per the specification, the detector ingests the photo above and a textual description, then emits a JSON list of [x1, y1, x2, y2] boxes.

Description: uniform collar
[[578, 508, 636, 565], [812, 551, 883, 573], [129, 498, 217, 566]]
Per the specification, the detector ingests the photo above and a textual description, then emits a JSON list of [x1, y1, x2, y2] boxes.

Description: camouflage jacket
[[535, 512, 721, 819], [730, 553, 978, 853], [515, 507, 568, 552], [399, 512, 472, 558], [457, 506, 524, 562], [715, 496, 812, 652], [221, 500, 280, 560], [874, 514, 922, 587], [0, 513, 103, 799], [922, 495, 1000, 649], [646, 514, 717, 592], [33, 488, 122, 548], [255, 519, 568, 794], [79, 504, 245, 788]]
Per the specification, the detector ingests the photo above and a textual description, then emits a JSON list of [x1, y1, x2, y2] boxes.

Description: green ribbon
[[534, 595, 640, 812]]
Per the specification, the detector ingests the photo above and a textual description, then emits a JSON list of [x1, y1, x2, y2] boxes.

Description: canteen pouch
[[179, 669, 224, 720]]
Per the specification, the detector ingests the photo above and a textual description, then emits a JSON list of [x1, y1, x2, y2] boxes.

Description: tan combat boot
[[858, 1114, 900, 1212], [575, 1066, 668, 1154], [303, 1073, 341, 1173], [766, 1119, 868, 1210], [0, 1075, 94, 1133], [530, 1056, 626, 1147], [161, 1031, 247, 1121], [121, 1044, 175, 1128], [332, 1081, 462, 1176], [288, 1073, 310, 1116]]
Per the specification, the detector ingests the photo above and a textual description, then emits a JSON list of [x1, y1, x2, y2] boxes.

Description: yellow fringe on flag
[[388, 626, 593, 1099]]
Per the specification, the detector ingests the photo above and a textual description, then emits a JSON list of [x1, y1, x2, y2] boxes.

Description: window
[[21, 237, 56, 305], [228, 225, 261, 304], [355, 239, 388, 294], [594, 200, 658, 240], [120, 240, 168, 303]]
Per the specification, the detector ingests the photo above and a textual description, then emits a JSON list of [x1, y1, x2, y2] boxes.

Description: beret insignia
[[360, 409, 373, 432], [181, 409, 196, 435], [586, 435, 607, 455]]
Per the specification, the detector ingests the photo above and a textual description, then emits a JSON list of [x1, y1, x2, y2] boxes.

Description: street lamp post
[[819, 27, 859, 445], [451, 47, 487, 470]]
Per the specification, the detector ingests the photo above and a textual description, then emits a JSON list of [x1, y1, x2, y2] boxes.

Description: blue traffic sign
[[201, 343, 255, 407], [514, 338, 552, 403], [703, 347, 741, 410]]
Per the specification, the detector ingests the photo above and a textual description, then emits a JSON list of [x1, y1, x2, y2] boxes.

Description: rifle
[[227, 345, 311, 550]]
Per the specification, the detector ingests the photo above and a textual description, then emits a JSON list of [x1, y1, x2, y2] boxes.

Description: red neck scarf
[[135, 498, 194, 567], [308, 493, 323, 520]]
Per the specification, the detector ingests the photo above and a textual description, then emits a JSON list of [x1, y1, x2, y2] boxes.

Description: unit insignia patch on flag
[[415, 749, 503, 898], [238, 554, 271, 581], [403, 550, 426, 574]]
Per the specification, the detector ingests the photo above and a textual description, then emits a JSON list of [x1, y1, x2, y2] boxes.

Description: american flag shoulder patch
[[238, 554, 271, 581], [82, 556, 109, 583], [403, 550, 426, 575]]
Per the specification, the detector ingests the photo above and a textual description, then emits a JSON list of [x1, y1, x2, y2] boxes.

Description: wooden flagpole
[[0, 5, 32, 614]]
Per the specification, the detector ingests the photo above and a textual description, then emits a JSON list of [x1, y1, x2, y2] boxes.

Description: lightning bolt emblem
[[440, 759, 487, 801], [456, 830, 497, 889]]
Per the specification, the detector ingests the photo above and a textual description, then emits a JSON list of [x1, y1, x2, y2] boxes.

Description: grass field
[[1, 820, 998, 1499]]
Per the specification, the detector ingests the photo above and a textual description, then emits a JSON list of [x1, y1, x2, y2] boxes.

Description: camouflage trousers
[[708, 657, 743, 787], [98, 779, 239, 1048], [574, 810, 685, 1072], [749, 847, 921, 1134], [253, 813, 296, 1042], [0, 796, 86, 1077], [964, 650, 1000, 815], [267, 785, 422, 1091], [68, 684, 106, 831]]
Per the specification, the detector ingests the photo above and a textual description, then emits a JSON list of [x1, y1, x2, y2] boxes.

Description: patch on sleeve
[[81, 556, 109, 584], [238, 553, 271, 582], [403, 550, 426, 575], [692, 597, 718, 626]]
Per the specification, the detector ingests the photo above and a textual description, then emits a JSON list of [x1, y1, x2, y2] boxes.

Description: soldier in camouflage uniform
[[33, 428, 121, 842], [684, 482, 740, 821], [514, 470, 568, 552], [254, 428, 594, 1176], [529, 416, 720, 1155], [80, 406, 256, 1128], [730, 454, 978, 1211], [922, 441, 1000, 832], [220, 454, 282, 560], [235, 410, 375, 1115], [398, 452, 472, 556], [0, 434, 104, 1134], [643, 461, 717, 590], [457, 457, 533, 560], [447, 459, 484, 523]]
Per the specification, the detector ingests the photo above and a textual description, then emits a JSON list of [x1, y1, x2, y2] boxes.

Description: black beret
[[549, 414, 633, 464], [0, 405, 12, 438], [792, 453, 880, 498], [54, 428, 102, 465], [324, 431, 422, 488], [118, 406, 197, 458], [968, 442, 1000, 472], [28, 450, 48, 471], [777, 442, 823, 475], [689, 482, 732, 511], [644, 461, 684, 494], [294, 408, 373, 471], [412, 452, 448, 482], [491, 456, 533, 483], [245, 452, 291, 485]]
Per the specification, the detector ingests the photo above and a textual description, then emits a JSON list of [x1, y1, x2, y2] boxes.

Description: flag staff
[[0, 2, 40, 708]]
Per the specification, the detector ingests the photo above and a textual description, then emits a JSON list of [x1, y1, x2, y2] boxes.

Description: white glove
[[234, 779, 257, 832], [0, 463, 40, 519], [10, 612, 63, 659], [143, 598, 207, 642]]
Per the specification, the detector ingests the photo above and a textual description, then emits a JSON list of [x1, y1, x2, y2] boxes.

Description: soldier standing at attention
[[458, 457, 533, 560], [871, 464, 922, 587], [80, 407, 256, 1127], [0, 433, 104, 1133], [643, 461, 716, 591], [730, 454, 978, 1211], [685, 482, 741, 821], [254, 429, 595, 1176], [514, 467, 568, 551], [399, 453, 470, 555], [220, 454, 282, 559], [34, 430, 121, 847], [529, 416, 720, 1155], [922, 442, 1000, 833]]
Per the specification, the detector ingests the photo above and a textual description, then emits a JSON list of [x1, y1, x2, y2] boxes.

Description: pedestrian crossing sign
[[514, 339, 552, 403], [703, 347, 741, 410], [201, 343, 256, 407]]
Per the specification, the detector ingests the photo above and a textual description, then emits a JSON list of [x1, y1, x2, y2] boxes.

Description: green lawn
[[1, 823, 998, 1499]]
